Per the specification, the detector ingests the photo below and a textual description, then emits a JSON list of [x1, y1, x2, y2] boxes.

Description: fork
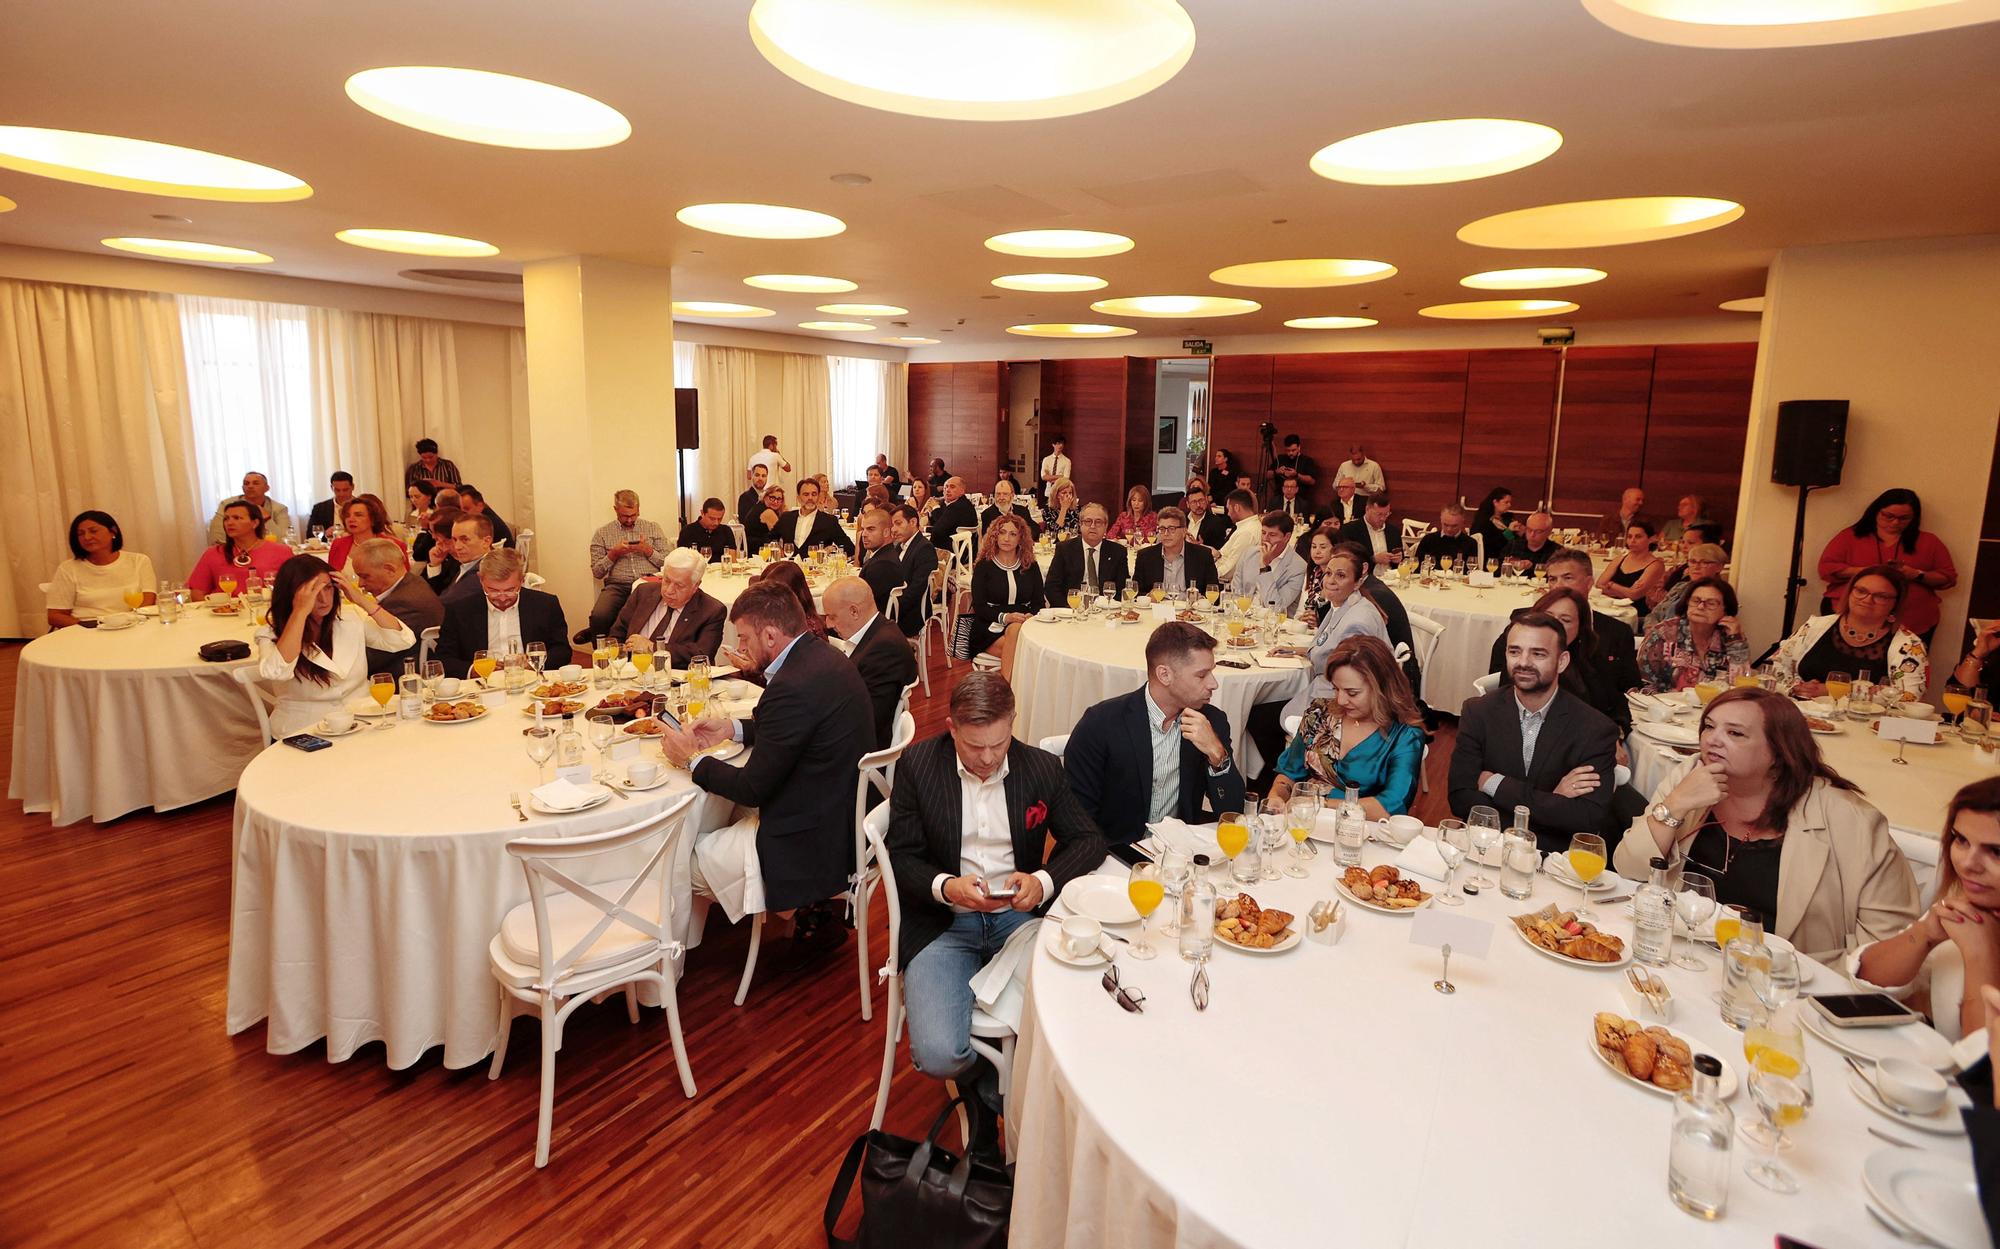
[[508, 792, 529, 822]]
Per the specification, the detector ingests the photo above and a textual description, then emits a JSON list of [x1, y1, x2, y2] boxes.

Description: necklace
[[232, 541, 257, 568], [1839, 617, 1886, 643]]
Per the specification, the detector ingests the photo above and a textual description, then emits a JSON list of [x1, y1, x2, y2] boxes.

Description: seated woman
[[1044, 477, 1082, 543], [1951, 617, 2000, 696], [1852, 779, 2000, 1045], [1613, 687, 1920, 961], [750, 484, 786, 551], [1638, 577, 1750, 692], [908, 477, 937, 523], [1598, 520, 1667, 609], [1818, 488, 1956, 642], [1273, 543, 1388, 724], [1262, 636, 1426, 819], [1106, 484, 1158, 543], [187, 499, 291, 597], [1297, 528, 1337, 623], [966, 513, 1043, 658], [328, 494, 407, 571], [46, 510, 157, 628], [255, 553, 416, 740], [1772, 563, 1929, 699], [405, 480, 436, 531]]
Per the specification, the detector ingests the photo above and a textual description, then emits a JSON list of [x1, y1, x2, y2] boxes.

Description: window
[[828, 355, 888, 486], [179, 296, 316, 532]]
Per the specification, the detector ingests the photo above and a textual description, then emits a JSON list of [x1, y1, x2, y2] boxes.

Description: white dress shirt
[[1362, 521, 1390, 558], [792, 509, 817, 550], [1335, 458, 1386, 495], [1143, 689, 1183, 823], [1040, 452, 1071, 482], [1214, 514, 1263, 581], [931, 753, 1055, 909], [487, 600, 523, 655], [638, 594, 684, 645]]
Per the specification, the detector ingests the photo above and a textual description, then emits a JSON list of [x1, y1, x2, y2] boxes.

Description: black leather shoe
[[963, 1096, 1005, 1170]]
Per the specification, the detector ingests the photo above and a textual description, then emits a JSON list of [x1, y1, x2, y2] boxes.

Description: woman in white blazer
[[256, 553, 416, 739]]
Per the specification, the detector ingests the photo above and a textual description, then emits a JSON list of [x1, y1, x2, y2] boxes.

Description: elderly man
[[1412, 504, 1479, 568], [1661, 494, 1712, 544], [978, 477, 1040, 539], [1182, 480, 1232, 549], [438, 513, 497, 604], [1335, 444, 1385, 497], [1646, 543, 1731, 629], [1506, 509, 1563, 569], [775, 477, 854, 556], [1233, 511, 1308, 610], [1213, 488, 1264, 582], [1606, 486, 1645, 536], [207, 471, 292, 545], [1324, 478, 1363, 527], [824, 575, 917, 748], [927, 475, 980, 548], [853, 505, 905, 613], [431, 547, 570, 679], [587, 489, 670, 638], [677, 496, 738, 564], [609, 547, 726, 668], [1134, 506, 1218, 597], [350, 537, 442, 675], [888, 504, 938, 635], [404, 437, 462, 490], [738, 462, 772, 548], [1044, 502, 1128, 606], [455, 484, 513, 548], [886, 672, 1105, 1164], [306, 471, 356, 535], [1339, 492, 1401, 567]]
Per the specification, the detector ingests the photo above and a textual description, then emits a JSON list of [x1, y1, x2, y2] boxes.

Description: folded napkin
[[1542, 851, 1633, 894], [530, 777, 604, 811], [1148, 817, 1223, 862], [970, 916, 1045, 1033], [1035, 607, 1071, 622], [1395, 834, 1451, 883], [1631, 720, 1700, 747]]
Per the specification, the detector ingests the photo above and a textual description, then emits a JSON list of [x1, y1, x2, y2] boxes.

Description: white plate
[[421, 709, 489, 725], [1214, 925, 1302, 954], [1862, 1149, 1986, 1249], [93, 618, 137, 631], [1061, 874, 1141, 926], [350, 700, 394, 718], [1334, 879, 1433, 915], [311, 719, 366, 738], [1631, 720, 1700, 747], [667, 739, 744, 766], [135, 605, 161, 617], [1040, 921, 1110, 968], [530, 785, 612, 814], [617, 772, 676, 793], [1800, 1003, 1956, 1070], [1844, 1069, 1966, 1136], [1544, 857, 1622, 892], [1588, 1031, 1739, 1099], [1512, 918, 1633, 969]]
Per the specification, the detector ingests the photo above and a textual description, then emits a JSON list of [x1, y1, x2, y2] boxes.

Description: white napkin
[[1255, 652, 1310, 668], [530, 777, 603, 811], [1035, 607, 1071, 622], [1631, 720, 1700, 747], [970, 916, 1045, 1033], [1394, 835, 1451, 883], [1542, 851, 1632, 894], [1147, 817, 1219, 861]]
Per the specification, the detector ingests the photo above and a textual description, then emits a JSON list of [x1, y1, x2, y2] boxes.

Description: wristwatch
[[1649, 802, 1684, 830]]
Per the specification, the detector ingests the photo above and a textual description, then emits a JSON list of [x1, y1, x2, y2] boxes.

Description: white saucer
[[618, 772, 675, 792], [350, 700, 395, 718], [1862, 1149, 1986, 1249], [1060, 874, 1141, 926], [1844, 1069, 1965, 1136], [1041, 921, 1110, 968], [94, 618, 137, 631], [313, 720, 365, 738]]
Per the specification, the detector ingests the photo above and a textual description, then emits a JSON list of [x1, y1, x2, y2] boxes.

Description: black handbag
[[823, 1098, 1010, 1249], [198, 639, 251, 662]]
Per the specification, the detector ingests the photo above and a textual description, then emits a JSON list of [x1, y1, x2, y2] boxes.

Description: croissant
[[1560, 933, 1625, 963], [1341, 867, 1373, 891], [1369, 865, 1398, 885], [1651, 1053, 1692, 1092], [1258, 908, 1293, 936], [1622, 1031, 1659, 1081]]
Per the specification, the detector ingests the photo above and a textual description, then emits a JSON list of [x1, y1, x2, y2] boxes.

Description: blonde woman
[[967, 513, 1043, 659], [1045, 477, 1082, 542]]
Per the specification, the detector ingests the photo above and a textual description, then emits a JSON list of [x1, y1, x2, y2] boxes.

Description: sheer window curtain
[[0, 278, 204, 636], [307, 307, 463, 513], [692, 345, 760, 515], [781, 353, 833, 493], [179, 296, 317, 527], [829, 356, 907, 487]]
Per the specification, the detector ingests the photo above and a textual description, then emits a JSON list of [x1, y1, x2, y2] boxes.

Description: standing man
[[431, 548, 570, 678], [776, 477, 855, 555], [824, 575, 917, 749], [1268, 433, 1319, 503], [438, 513, 497, 604], [1063, 622, 1243, 849], [1044, 502, 1128, 606], [351, 537, 443, 676], [1133, 506, 1218, 597], [1213, 488, 1264, 582], [207, 471, 292, 544], [854, 505, 905, 613], [748, 433, 792, 483], [1606, 486, 1645, 536], [677, 497, 738, 563], [1038, 437, 1072, 502], [405, 438, 462, 491], [1339, 492, 1401, 568], [889, 504, 938, 636], [1182, 480, 1233, 549], [307, 472, 356, 535], [587, 489, 669, 638], [928, 476, 980, 549], [978, 478, 1040, 539], [1334, 444, 1385, 497], [738, 463, 772, 546], [609, 548, 726, 667], [1232, 511, 1307, 610]]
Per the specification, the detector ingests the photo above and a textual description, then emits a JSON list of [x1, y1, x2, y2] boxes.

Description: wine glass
[[1672, 870, 1718, 971], [1467, 804, 1503, 889], [421, 660, 444, 702], [1157, 849, 1191, 936], [1257, 814, 1284, 882], [526, 641, 548, 680], [1753, 946, 1803, 1018], [1566, 832, 1608, 920], [368, 671, 394, 711], [1825, 668, 1854, 709], [1285, 793, 1317, 877], [1126, 863, 1163, 961], [586, 713, 619, 778], [524, 726, 556, 783], [1744, 1061, 1813, 1193], [1944, 679, 1974, 726], [1434, 819, 1469, 906], [1213, 813, 1248, 897]]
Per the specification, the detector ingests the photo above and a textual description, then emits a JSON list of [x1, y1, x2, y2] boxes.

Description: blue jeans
[[905, 909, 1035, 1086]]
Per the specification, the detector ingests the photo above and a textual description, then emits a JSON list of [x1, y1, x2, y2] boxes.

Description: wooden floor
[[0, 639, 1459, 1249]]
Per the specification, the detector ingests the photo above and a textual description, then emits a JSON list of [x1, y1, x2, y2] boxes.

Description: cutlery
[[1866, 1126, 1920, 1150], [594, 770, 632, 800], [508, 792, 529, 822], [1190, 955, 1210, 1012], [1844, 1055, 1934, 1122]]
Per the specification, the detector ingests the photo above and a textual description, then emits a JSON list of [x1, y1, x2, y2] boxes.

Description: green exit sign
[[1182, 339, 1212, 355]]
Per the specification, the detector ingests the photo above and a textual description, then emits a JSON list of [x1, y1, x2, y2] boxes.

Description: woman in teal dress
[[1261, 635, 1426, 818]]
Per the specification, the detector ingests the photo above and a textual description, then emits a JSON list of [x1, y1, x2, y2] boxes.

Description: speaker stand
[[676, 449, 693, 528], [1780, 483, 1819, 638]]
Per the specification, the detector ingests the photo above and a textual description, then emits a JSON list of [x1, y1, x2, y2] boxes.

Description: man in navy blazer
[[889, 504, 937, 636], [1063, 621, 1244, 848], [773, 478, 854, 556]]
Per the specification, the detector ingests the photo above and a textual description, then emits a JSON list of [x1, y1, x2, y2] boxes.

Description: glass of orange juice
[[218, 575, 238, 598], [1944, 681, 1973, 724], [1825, 670, 1853, 704], [369, 671, 394, 709], [1214, 814, 1248, 897], [1126, 863, 1163, 961], [1566, 832, 1608, 920], [122, 589, 146, 611], [470, 649, 497, 683], [1694, 680, 1723, 705]]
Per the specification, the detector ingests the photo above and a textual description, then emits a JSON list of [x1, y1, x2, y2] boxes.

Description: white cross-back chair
[[418, 625, 440, 669], [1472, 671, 1503, 698], [1405, 611, 1445, 675], [913, 558, 954, 694], [894, 677, 920, 730], [1472, 533, 1486, 568], [850, 708, 916, 1021], [1401, 518, 1433, 551], [486, 790, 700, 1167], [1037, 734, 1069, 758], [883, 584, 903, 632], [231, 665, 278, 746]]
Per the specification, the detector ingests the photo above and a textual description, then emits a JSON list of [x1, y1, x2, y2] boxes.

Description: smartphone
[[980, 879, 1021, 900], [1808, 992, 1921, 1028], [1215, 658, 1251, 670], [283, 734, 333, 752]]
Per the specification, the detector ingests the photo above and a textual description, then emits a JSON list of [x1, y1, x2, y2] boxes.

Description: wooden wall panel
[[948, 362, 1003, 488], [1458, 349, 1559, 514], [1641, 343, 1758, 534], [1208, 354, 1273, 488], [1550, 346, 1655, 530], [907, 363, 953, 483], [1041, 357, 1130, 511], [1123, 357, 1158, 506], [1270, 350, 1470, 522]]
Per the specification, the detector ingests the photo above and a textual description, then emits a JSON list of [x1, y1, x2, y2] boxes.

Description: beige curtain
[[781, 353, 833, 493], [307, 307, 463, 511], [0, 278, 203, 636], [883, 360, 910, 477], [693, 345, 761, 510]]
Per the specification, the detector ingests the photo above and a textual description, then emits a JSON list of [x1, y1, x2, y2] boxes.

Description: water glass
[[1257, 815, 1284, 882], [524, 725, 557, 783], [1467, 805, 1502, 889], [1673, 870, 1719, 971], [1499, 830, 1538, 899]]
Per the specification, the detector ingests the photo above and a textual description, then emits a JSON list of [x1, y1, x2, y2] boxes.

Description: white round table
[[9, 610, 264, 826], [1010, 845, 1970, 1249], [1383, 574, 1638, 715], [224, 688, 745, 1069]]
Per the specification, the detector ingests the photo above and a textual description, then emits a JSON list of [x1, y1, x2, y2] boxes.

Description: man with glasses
[[1134, 506, 1217, 597], [1044, 502, 1128, 606], [431, 547, 570, 679], [1505, 509, 1563, 571], [1182, 479, 1232, 549]]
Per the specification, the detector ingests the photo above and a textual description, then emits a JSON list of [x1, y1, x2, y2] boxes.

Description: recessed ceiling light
[[818, 302, 909, 316], [745, 273, 858, 293], [985, 230, 1134, 258], [1310, 119, 1562, 186], [1006, 323, 1138, 338], [677, 202, 846, 239], [1089, 295, 1259, 318], [1719, 296, 1765, 312], [335, 228, 498, 258], [1283, 316, 1379, 330], [1461, 267, 1609, 290], [748, 0, 1196, 121], [1419, 299, 1580, 319], [344, 67, 630, 150], [673, 301, 776, 317], [1209, 259, 1396, 288], [1459, 197, 1743, 249], [0, 126, 310, 202], [830, 172, 873, 186], [1580, 0, 2000, 48], [799, 320, 876, 331], [100, 237, 273, 265], [882, 336, 941, 345], [991, 273, 1109, 293]]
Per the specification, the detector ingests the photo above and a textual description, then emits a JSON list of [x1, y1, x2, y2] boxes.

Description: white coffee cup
[[437, 677, 462, 697], [321, 709, 355, 733], [1059, 914, 1103, 960], [206, 592, 229, 606], [1875, 1056, 1948, 1115], [627, 760, 661, 788], [1383, 814, 1424, 846], [1901, 702, 1938, 720], [559, 664, 584, 681]]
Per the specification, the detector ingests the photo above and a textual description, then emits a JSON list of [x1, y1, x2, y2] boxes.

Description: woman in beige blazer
[[1615, 688, 1918, 962]]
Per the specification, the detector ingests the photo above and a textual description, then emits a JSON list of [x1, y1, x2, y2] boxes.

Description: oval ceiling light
[[991, 272, 1109, 292], [344, 67, 630, 150], [101, 237, 273, 265], [677, 202, 846, 239], [1420, 299, 1580, 320], [335, 228, 498, 257], [1579, 0, 2000, 48], [747, 0, 1196, 122], [984, 229, 1134, 258], [1007, 323, 1138, 338], [1283, 316, 1379, 330], [673, 301, 776, 317], [1089, 295, 1259, 318], [882, 335, 942, 344], [1719, 296, 1765, 312], [1309, 118, 1562, 186], [799, 320, 876, 331], [0, 195, 15, 212], [1458, 197, 1743, 249], [1209, 258, 1396, 288], [1461, 266, 1608, 290], [818, 302, 909, 316], [0, 126, 310, 202], [745, 273, 858, 293]]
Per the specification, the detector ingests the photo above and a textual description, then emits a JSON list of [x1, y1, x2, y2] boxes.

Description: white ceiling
[[2, 0, 1997, 356]]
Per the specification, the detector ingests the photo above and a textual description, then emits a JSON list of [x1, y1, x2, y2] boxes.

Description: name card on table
[[1877, 717, 1939, 745], [1409, 908, 1494, 959], [1152, 601, 1175, 622], [608, 737, 642, 762], [556, 763, 595, 785]]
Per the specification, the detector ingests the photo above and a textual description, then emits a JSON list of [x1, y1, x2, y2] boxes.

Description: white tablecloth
[[9, 611, 264, 826], [1011, 845, 1968, 1249], [1384, 575, 1638, 715], [1010, 615, 1307, 775], [225, 690, 743, 1069]]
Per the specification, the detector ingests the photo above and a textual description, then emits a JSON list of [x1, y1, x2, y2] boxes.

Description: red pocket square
[[1025, 800, 1048, 831]]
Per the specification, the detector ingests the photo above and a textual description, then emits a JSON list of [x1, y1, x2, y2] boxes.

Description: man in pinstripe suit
[[887, 671, 1106, 1162]]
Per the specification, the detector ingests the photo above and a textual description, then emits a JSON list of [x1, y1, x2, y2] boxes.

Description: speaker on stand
[[674, 388, 699, 527], [1771, 399, 1849, 637]]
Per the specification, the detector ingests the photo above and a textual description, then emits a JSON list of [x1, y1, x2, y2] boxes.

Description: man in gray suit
[[350, 537, 443, 675], [608, 548, 727, 669]]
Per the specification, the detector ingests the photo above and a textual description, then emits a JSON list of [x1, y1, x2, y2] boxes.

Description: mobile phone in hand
[[980, 878, 1021, 900]]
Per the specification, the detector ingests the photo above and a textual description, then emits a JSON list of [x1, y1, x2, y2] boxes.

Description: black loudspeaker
[[1771, 399, 1848, 488], [674, 387, 699, 449]]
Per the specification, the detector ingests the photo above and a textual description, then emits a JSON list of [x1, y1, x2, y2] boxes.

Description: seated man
[[1504, 509, 1562, 569], [456, 484, 512, 548], [853, 505, 905, 614], [824, 575, 916, 749], [1231, 511, 1306, 611], [1275, 475, 1317, 530], [978, 477, 1040, 540], [1182, 480, 1233, 549], [1412, 504, 1479, 568], [1133, 506, 1218, 597], [609, 547, 726, 668], [350, 537, 442, 675], [1449, 611, 1617, 852], [438, 513, 497, 604], [1491, 548, 1643, 693], [1324, 478, 1364, 527], [1043, 502, 1128, 606], [889, 504, 938, 636], [588, 489, 669, 637], [886, 672, 1105, 1162], [927, 475, 980, 549], [676, 496, 739, 563], [306, 471, 355, 535], [1338, 492, 1401, 568], [1213, 488, 1264, 583], [775, 477, 854, 556], [431, 548, 570, 679], [1065, 622, 1243, 850]]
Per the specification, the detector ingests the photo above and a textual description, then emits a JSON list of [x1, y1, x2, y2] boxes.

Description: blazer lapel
[[1492, 692, 1527, 778], [1774, 788, 1833, 942]]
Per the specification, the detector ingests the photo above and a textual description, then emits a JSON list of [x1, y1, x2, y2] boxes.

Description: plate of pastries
[[1212, 893, 1298, 952], [522, 698, 587, 717], [422, 700, 487, 724], [593, 690, 656, 721], [530, 680, 589, 700], [1511, 905, 1630, 967], [1336, 865, 1431, 913], [1591, 1013, 1737, 1097], [622, 717, 669, 737]]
